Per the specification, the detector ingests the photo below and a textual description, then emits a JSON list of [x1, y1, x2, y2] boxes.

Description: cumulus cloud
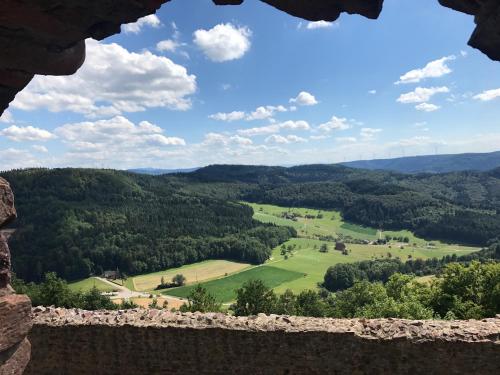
[[193, 23, 252, 62], [415, 103, 440, 112], [12, 40, 197, 117], [55, 116, 185, 155], [397, 87, 449, 104], [265, 134, 307, 144], [306, 21, 338, 30], [0, 110, 12, 123], [209, 111, 246, 122], [238, 120, 310, 137], [473, 88, 500, 102], [396, 56, 455, 84], [246, 106, 287, 121], [368, 90, 377, 95], [289, 91, 318, 106], [122, 15, 161, 34], [202, 133, 253, 146], [317, 116, 351, 133], [0, 125, 55, 142], [209, 106, 287, 122]]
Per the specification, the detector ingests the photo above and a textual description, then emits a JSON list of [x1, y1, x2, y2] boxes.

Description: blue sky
[[1, 0, 500, 170]]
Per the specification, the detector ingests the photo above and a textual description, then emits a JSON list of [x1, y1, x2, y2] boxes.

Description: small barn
[[103, 270, 119, 280]]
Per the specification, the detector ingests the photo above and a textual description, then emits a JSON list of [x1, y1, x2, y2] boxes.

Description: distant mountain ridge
[[127, 167, 199, 175], [341, 151, 500, 174]]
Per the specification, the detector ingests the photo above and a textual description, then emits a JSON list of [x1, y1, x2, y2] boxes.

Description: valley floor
[[70, 203, 480, 304]]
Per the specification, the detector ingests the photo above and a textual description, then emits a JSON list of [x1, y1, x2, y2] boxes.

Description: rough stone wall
[[27, 308, 500, 375], [1, 0, 499, 116], [0, 178, 32, 375]]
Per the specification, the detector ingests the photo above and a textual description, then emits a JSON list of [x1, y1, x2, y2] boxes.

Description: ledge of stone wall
[[27, 307, 500, 375]]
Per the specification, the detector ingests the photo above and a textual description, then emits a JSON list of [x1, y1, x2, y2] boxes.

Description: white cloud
[[209, 111, 246, 122], [122, 15, 161, 34], [289, 91, 318, 106], [368, 90, 377, 95], [193, 23, 252, 62], [473, 88, 500, 102], [55, 116, 185, 154], [32, 145, 48, 153], [396, 56, 455, 84], [317, 116, 351, 132], [265, 134, 307, 144], [156, 39, 181, 52], [12, 40, 197, 117], [202, 132, 253, 146], [306, 21, 338, 30], [0, 125, 55, 142], [238, 120, 310, 137], [0, 110, 12, 123], [360, 128, 382, 140], [221, 83, 232, 91], [415, 103, 440, 112], [246, 105, 287, 121], [397, 86, 449, 104]]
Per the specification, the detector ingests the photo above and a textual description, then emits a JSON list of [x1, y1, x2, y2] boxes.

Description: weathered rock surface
[[0, 295, 32, 352], [27, 308, 500, 374], [0, 178, 16, 228], [0, 179, 31, 375], [440, 0, 500, 62], [1, 0, 500, 116], [0, 339, 31, 375]]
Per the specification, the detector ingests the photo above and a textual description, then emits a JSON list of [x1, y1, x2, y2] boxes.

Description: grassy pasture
[[127, 260, 251, 292], [265, 237, 478, 293], [68, 277, 116, 293], [163, 266, 304, 302]]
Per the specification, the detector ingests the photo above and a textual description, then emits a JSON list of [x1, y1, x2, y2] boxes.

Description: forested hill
[[341, 151, 500, 174], [4, 165, 500, 282], [183, 164, 500, 246], [1, 169, 294, 282]]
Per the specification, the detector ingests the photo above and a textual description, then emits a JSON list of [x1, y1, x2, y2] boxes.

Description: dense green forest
[[2, 169, 294, 282], [3, 163, 500, 283], [181, 164, 500, 245]]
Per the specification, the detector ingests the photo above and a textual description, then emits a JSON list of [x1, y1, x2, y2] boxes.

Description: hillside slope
[[1, 169, 294, 282]]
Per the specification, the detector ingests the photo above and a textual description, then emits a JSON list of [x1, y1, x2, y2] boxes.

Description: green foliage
[[180, 285, 221, 313], [13, 272, 117, 310], [172, 274, 186, 286], [3, 168, 294, 282], [323, 242, 500, 292], [232, 279, 277, 316], [187, 164, 500, 246]]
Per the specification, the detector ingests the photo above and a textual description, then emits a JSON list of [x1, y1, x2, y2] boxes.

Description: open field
[[110, 203, 480, 303], [127, 260, 251, 292], [68, 277, 117, 293], [164, 266, 304, 302], [265, 237, 477, 293]]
